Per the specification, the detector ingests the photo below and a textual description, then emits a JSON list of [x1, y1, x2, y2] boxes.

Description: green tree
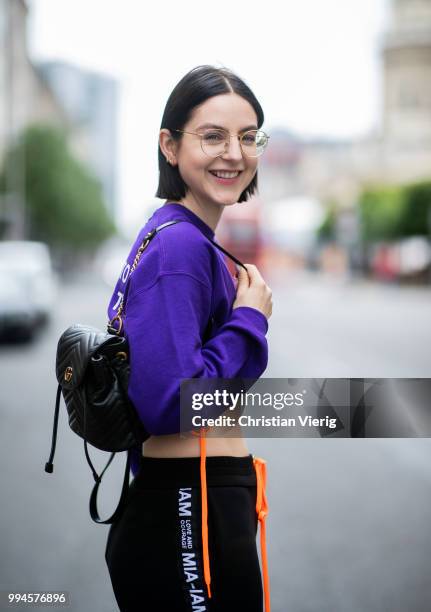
[[0, 124, 116, 250], [358, 185, 405, 242], [358, 181, 431, 243], [317, 200, 337, 242], [400, 180, 431, 237]]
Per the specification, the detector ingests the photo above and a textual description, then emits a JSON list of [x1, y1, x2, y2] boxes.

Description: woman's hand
[[232, 264, 272, 320]]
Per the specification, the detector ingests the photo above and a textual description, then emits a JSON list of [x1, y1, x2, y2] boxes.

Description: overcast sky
[[27, 0, 389, 232]]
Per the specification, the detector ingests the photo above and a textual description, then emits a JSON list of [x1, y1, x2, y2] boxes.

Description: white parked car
[[0, 240, 57, 340]]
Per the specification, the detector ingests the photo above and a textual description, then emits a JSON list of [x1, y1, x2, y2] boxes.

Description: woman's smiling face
[[163, 93, 259, 208]]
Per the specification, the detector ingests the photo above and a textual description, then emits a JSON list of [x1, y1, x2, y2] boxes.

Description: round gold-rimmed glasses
[[172, 128, 270, 158]]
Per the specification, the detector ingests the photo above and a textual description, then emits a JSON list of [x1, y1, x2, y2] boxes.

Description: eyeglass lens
[[200, 129, 268, 157]]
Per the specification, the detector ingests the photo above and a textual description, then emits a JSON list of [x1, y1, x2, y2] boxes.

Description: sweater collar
[[156, 202, 216, 241]]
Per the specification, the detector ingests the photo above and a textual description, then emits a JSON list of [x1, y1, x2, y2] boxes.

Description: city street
[[1, 271, 430, 612]]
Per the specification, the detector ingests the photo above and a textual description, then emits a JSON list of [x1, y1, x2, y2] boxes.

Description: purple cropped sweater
[[107, 202, 269, 477]]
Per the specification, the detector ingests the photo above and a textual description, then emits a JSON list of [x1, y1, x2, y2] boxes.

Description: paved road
[[1, 271, 430, 611]]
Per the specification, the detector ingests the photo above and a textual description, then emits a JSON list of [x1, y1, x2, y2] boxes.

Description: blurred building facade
[[0, 0, 69, 237], [0, 0, 119, 238], [39, 61, 119, 219], [382, 0, 431, 176], [259, 0, 431, 209], [0, 0, 68, 161]]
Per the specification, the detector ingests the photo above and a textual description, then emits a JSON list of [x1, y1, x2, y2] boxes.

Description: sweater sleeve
[[124, 271, 268, 435]]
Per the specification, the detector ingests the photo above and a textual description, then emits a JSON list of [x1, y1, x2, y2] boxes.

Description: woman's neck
[[166, 196, 224, 234]]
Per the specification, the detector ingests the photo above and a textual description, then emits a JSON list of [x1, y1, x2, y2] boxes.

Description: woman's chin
[[210, 188, 242, 206]]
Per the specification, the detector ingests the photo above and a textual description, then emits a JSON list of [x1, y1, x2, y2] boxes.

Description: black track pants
[[105, 454, 264, 612]]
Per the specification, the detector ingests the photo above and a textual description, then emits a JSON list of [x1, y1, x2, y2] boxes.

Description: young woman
[[105, 65, 273, 612]]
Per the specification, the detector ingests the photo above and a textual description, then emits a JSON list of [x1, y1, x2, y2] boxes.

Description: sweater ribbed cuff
[[231, 306, 269, 335]]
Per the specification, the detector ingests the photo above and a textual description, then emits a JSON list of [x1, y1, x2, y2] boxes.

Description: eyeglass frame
[[170, 128, 270, 158]]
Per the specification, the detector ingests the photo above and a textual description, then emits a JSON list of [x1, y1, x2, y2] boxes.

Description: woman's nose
[[223, 136, 243, 160]]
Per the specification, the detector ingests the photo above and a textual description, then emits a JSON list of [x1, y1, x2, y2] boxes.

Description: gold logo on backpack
[[64, 366, 73, 382]]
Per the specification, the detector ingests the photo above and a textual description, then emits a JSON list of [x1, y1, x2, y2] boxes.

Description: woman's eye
[[242, 134, 256, 144], [203, 132, 225, 142]]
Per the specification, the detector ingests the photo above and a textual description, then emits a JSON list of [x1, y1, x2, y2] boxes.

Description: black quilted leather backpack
[[44, 217, 247, 525], [44, 220, 184, 524]]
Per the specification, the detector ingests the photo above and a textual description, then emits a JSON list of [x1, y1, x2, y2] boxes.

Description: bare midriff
[[142, 422, 249, 458]]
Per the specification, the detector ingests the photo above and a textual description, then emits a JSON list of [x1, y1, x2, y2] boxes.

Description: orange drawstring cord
[[253, 456, 271, 612], [191, 428, 271, 611], [190, 426, 212, 599], [199, 427, 212, 598]]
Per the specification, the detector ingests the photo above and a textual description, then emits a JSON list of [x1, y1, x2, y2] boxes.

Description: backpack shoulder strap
[[88, 445, 132, 524], [204, 234, 247, 270], [163, 218, 247, 271]]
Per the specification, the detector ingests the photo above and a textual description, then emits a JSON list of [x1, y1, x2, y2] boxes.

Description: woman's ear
[[159, 129, 177, 166]]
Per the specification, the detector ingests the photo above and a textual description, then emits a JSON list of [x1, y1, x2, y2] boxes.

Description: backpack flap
[[55, 323, 123, 391]]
